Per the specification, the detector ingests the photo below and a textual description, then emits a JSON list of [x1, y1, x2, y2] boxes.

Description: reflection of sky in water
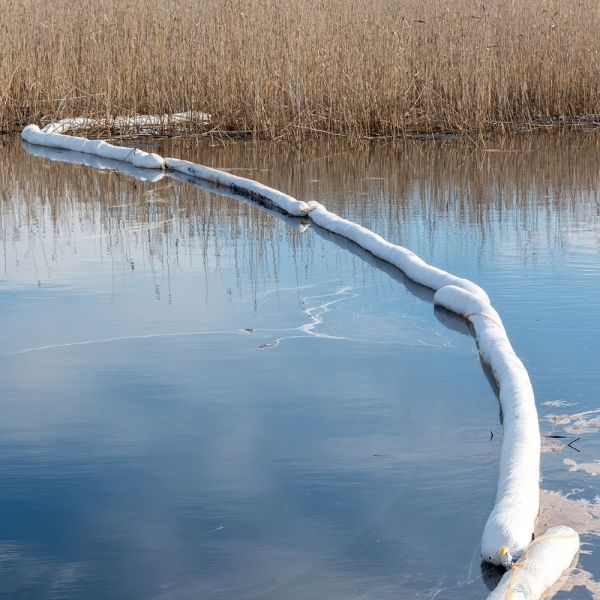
[[0, 134, 599, 598]]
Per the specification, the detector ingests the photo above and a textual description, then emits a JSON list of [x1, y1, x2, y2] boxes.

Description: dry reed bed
[[2, 0, 600, 138]]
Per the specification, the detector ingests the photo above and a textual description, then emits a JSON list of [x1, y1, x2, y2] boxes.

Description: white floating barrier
[[308, 204, 539, 567], [167, 169, 310, 232], [22, 141, 165, 182], [21, 119, 579, 597], [22, 125, 165, 170], [434, 285, 540, 566], [487, 526, 579, 599], [306, 202, 490, 302], [41, 112, 207, 135], [165, 158, 311, 217]]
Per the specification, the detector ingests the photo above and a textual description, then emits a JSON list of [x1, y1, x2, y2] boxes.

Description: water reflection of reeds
[[162, 132, 600, 255], [158, 132, 600, 220], [1, 139, 314, 301], [2, 133, 599, 295]]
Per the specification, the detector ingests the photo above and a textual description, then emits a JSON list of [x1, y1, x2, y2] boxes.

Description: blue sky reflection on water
[[0, 134, 599, 599]]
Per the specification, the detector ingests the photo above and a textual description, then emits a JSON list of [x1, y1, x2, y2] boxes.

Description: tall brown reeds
[[1, 0, 600, 138]]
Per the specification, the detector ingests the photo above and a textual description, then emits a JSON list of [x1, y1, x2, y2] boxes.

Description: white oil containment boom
[[487, 527, 579, 600]]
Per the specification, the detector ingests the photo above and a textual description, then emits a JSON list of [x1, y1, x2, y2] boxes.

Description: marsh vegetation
[[2, 0, 600, 139]]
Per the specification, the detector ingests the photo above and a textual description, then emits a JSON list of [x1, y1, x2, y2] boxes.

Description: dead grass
[[1, 0, 600, 139]]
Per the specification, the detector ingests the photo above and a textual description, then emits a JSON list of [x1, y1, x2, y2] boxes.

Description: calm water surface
[[0, 133, 599, 599]]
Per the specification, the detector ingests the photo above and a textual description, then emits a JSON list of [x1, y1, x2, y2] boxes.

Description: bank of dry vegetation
[[1, 0, 600, 139]]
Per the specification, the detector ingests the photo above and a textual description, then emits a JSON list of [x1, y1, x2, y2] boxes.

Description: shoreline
[[4, 116, 600, 144]]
